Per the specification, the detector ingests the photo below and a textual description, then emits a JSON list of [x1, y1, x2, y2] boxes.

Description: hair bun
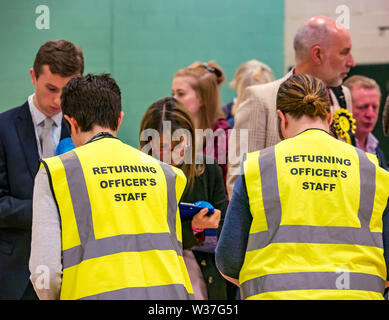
[[303, 94, 316, 104], [276, 74, 330, 120], [303, 94, 323, 117]]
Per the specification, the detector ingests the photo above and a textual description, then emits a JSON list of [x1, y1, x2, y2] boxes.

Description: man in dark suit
[[0, 40, 84, 299]]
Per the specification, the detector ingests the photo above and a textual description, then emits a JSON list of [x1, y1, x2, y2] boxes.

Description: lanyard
[[85, 131, 118, 145]]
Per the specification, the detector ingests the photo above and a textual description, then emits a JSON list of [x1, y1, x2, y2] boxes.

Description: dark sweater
[[180, 156, 232, 299], [203, 119, 230, 192]]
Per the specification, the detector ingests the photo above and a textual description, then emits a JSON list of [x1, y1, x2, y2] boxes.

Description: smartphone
[[179, 202, 214, 219]]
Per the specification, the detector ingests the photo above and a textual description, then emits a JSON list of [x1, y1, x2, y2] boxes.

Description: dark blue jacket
[[376, 146, 388, 171], [0, 101, 69, 299]]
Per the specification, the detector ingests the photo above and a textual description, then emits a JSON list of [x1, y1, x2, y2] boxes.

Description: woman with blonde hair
[[139, 96, 231, 300], [223, 59, 275, 128], [172, 61, 230, 189]]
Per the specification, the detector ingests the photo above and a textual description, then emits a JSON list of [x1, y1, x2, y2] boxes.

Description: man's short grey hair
[[343, 75, 381, 101], [294, 23, 331, 63]]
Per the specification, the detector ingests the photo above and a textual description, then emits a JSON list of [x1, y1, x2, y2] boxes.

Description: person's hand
[[191, 208, 221, 230]]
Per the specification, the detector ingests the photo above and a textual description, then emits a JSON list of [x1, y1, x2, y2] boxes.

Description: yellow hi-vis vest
[[41, 137, 193, 300], [240, 129, 389, 300]]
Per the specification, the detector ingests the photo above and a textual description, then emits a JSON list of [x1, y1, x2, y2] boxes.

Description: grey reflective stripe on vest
[[240, 272, 385, 299], [355, 148, 376, 228], [258, 146, 281, 240], [243, 146, 383, 298], [80, 284, 194, 300], [60, 151, 95, 243], [159, 161, 183, 256], [62, 233, 182, 269], [247, 225, 383, 251], [59, 151, 183, 269]]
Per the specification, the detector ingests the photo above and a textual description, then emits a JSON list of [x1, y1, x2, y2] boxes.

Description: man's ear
[[115, 111, 124, 133], [30, 68, 37, 86], [311, 45, 324, 65], [63, 115, 80, 135], [276, 109, 287, 138], [327, 107, 334, 126]]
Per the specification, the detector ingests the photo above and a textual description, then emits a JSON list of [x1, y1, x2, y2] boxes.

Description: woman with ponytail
[[216, 73, 389, 300], [275, 73, 332, 139]]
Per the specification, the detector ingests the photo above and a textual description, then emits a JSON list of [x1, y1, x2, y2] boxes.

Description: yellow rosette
[[332, 109, 356, 145]]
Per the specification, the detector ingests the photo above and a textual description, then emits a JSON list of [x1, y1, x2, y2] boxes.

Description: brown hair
[[343, 75, 381, 101], [61, 74, 121, 132], [33, 40, 84, 78], [174, 61, 225, 131], [277, 73, 330, 120], [139, 97, 204, 189]]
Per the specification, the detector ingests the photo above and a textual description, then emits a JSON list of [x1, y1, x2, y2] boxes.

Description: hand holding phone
[[191, 207, 221, 231]]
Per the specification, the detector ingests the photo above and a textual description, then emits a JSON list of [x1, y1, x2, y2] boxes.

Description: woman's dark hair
[[139, 97, 204, 189], [277, 73, 331, 120], [61, 73, 121, 131]]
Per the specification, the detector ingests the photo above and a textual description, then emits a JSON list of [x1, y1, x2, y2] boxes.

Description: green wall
[[0, 0, 285, 147]]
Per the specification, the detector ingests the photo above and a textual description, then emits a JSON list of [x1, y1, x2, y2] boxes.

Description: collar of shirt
[[28, 93, 63, 128], [355, 133, 379, 155]]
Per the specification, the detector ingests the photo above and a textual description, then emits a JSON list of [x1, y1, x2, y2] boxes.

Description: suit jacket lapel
[[60, 118, 70, 140], [14, 102, 40, 178]]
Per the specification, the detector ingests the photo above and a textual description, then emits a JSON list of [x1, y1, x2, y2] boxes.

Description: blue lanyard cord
[[85, 131, 118, 144]]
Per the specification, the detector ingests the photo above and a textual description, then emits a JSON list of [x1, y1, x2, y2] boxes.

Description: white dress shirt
[[28, 94, 63, 158]]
